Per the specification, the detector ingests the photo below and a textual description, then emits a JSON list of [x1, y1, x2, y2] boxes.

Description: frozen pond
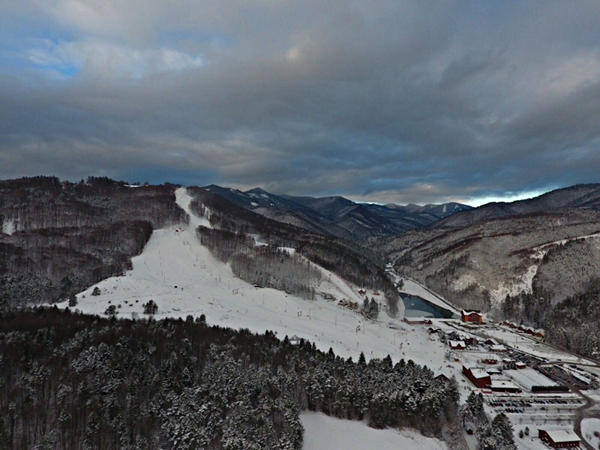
[[401, 293, 454, 318]]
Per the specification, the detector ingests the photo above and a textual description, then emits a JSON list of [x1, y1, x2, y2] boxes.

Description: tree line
[[188, 188, 399, 314]]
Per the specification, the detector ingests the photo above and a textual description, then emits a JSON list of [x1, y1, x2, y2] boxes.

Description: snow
[[581, 418, 600, 449], [489, 380, 520, 391], [491, 231, 600, 303], [504, 368, 558, 392], [65, 188, 446, 370], [451, 274, 477, 291], [250, 234, 269, 247], [490, 264, 538, 303], [483, 325, 595, 364], [278, 246, 296, 255], [543, 428, 580, 444], [175, 187, 212, 229], [490, 344, 507, 352], [2, 218, 15, 235], [300, 412, 447, 450], [468, 367, 490, 379]]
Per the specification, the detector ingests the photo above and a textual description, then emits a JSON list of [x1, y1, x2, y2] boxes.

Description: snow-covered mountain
[[202, 184, 471, 241]]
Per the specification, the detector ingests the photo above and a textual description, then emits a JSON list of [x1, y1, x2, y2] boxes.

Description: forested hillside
[[0, 177, 185, 309], [201, 185, 471, 241], [188, 187, 400, 315], [0, 308, 461, 449]]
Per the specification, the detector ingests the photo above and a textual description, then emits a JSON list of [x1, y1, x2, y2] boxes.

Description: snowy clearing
[[2, 218, 15, 235], [582, 418, 600, 449], [300, 412, 447, 450]]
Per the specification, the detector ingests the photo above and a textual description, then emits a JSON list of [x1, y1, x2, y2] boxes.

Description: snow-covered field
[[582, 418, 600, 449], [300, 412, 447, 450], [63, 188, 443, 370]]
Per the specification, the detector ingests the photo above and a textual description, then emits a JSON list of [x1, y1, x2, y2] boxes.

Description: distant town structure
[[489, 380, 521, 393], [461, 310, 483, 324], [505, 368, 569, 393], [449, 340, 467, 350], [538, 429, 581, 448]]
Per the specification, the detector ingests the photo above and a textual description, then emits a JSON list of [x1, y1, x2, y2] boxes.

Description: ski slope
[[300, 412, 447, 450], [65, 187, 444, 370]]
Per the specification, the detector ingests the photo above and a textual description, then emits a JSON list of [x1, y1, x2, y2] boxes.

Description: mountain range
[[202, 184, 471, 241]]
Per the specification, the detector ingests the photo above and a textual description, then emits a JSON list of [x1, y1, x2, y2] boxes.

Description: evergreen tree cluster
[[0, 307, 460, 449], [499, 278, 600, 359], [543, 277, 600, 359], [461, 393, 516, 450]]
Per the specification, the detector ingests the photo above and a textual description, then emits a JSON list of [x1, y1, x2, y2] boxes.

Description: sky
[[1, 1, 600, 206]]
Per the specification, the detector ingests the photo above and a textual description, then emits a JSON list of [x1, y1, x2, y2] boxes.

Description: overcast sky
[[1, 1, 600, 205]]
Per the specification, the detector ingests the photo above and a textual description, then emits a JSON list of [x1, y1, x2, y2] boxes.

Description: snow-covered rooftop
[[543, 428, 580, 443], [505, 368, 558, 391], [490, 344, 507, 352], [467, 367, 489, 379], [489, 380, 520, 390]]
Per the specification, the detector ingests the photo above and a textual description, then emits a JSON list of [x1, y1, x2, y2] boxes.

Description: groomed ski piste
[[67, 187, 449, 368], [59, 186, 449, 448]]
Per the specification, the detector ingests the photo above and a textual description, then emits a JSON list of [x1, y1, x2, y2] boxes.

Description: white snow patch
[[278, 246, 296, 255], [451, 274, 477, 291], [300, 412, 447, 450], [250, 234, 269, 247], [582, 418, 600, 449], [488, 232, 600, 303], [490, 264, 538, 303], [175, 187, 212, 229], [2, 218, 15, 235]]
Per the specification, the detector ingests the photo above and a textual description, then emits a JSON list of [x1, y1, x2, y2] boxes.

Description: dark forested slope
[[0, 177, 185, 309], [0, 308, 461, 449]]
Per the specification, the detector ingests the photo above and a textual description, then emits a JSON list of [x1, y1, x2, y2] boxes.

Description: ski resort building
[[461, 310, 483, 324], [489, 344, 508, 352], [462, 366, 491, 388], [449, 340, 466, 350], [489, 380, 521, 393], [538, 429, 581, 448], [505, 368, 568, 393]]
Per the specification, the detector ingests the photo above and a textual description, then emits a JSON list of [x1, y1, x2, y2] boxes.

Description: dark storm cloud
[[2, 0, 600, 204]]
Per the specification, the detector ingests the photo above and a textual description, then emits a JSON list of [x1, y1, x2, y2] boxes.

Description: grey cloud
[[2, 1, 600, 204]]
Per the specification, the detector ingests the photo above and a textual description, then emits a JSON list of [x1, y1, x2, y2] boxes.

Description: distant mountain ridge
[[202, 184, 471, 241], [437, 183, 600, 228]]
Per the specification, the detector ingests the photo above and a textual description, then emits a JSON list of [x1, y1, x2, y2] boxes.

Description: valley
[[3, 178, 600, 449], [56, 186, 600, 449]]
